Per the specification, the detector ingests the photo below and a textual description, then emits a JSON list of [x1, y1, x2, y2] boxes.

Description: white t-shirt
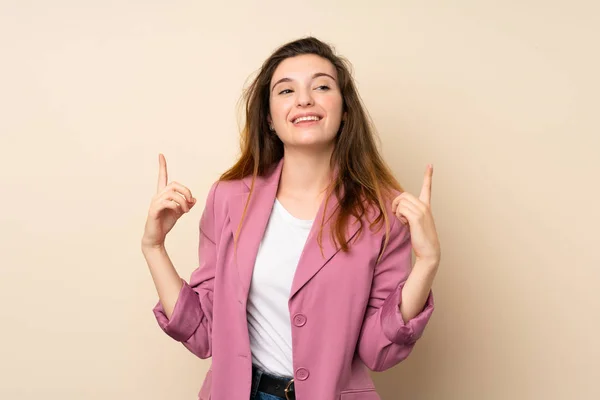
[[246, 198, 313, 377]]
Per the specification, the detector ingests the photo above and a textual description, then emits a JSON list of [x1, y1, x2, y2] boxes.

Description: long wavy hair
[[220, 37, 404, 259]]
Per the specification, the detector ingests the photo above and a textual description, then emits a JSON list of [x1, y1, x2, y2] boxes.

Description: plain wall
[[1, 1, 598, 399]]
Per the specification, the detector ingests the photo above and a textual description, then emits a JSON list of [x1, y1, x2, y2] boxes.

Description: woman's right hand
[[142, 153, 196, 250]]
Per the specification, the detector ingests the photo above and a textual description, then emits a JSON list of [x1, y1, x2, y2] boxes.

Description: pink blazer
[[153, 159, 434, 400]]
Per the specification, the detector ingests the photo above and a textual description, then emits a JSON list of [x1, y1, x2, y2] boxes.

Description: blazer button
[[293, 313, 307, 327], [295, 367, 309, 381]]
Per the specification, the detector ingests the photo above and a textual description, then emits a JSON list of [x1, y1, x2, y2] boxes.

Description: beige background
[[1, 0, 598, 399]]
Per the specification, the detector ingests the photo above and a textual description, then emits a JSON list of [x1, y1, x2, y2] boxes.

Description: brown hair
[[220, 36, 403, 258]]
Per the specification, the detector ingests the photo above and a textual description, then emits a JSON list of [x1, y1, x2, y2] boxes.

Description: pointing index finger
[[157, 153, 168, 193], [419, 164, 433, 205]]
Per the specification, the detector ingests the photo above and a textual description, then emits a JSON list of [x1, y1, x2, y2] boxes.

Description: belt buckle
[[284, 378, 294, 400]]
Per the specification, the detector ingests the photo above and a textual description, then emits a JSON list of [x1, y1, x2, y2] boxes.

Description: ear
[[267, 114, 274, 131], [342, 111, 348, 122]]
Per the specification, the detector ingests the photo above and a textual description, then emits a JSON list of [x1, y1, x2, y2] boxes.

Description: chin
[[295, 131, 336, 145], [290, 140, 335, 152]]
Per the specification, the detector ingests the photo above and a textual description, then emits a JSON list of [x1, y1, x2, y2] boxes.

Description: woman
[[142, 37, 440, 400]]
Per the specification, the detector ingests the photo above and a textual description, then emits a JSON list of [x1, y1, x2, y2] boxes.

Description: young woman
[[142, 37, 440, 400]]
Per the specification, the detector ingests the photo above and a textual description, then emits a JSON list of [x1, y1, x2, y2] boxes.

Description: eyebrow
[[271, 72, 337, 92]]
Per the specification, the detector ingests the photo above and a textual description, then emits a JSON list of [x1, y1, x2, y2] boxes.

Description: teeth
[[293, 115, 320, 124]]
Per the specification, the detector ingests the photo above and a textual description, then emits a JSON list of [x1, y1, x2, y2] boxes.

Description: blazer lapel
[[228, 161, 282, 303], [289, 188, 361, 300]]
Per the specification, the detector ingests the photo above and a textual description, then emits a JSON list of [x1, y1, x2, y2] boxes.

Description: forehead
[[271, 54, 337, 82]]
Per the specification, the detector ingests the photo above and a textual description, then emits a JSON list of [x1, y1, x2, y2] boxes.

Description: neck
[[278, 146, 334, 201]]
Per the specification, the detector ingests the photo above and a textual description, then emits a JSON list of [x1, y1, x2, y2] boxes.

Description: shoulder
[[201, 178, 244, 217], [199, 178, 244, 232], [208, 178, 244, 201]]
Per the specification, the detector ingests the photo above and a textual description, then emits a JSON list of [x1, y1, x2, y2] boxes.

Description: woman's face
[[268, 54, 344, 151]]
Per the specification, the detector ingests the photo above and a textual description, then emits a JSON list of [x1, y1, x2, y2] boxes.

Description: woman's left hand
[[391, 164, 441, 267]]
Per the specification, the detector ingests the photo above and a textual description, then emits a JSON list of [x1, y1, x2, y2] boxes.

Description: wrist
[[141, 242, 166, 256], [414, 257, 440, 271]]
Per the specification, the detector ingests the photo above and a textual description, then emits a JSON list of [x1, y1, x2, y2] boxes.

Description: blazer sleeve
[[152, 181, 219, 359], [356, 214, 435, 372]]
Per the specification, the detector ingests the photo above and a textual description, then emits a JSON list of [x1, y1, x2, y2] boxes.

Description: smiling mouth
[[292, 115, 322, 124]]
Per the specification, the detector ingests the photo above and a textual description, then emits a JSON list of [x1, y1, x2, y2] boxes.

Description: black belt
[[256, 370, 295, 400]]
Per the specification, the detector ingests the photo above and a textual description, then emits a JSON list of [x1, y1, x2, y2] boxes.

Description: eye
[[278, 89, 293, 95], [315, 85, 330, 91]]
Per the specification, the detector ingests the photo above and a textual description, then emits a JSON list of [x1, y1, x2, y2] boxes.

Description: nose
[[296, 88, 314, 107]]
